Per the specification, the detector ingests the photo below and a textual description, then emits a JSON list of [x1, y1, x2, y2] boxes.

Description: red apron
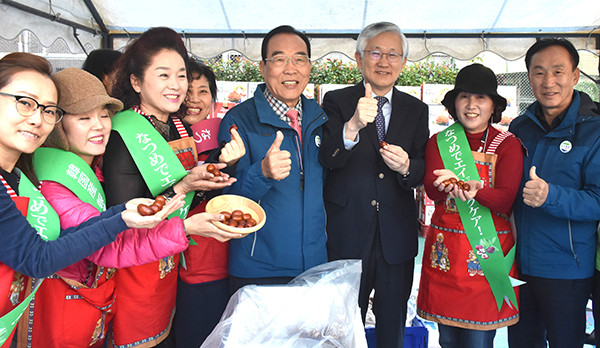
[[179, 197, 229, 284], [110, 254, 179, 347], [0, 183, 29, 347], [0, 264, 26, 348], [19, 268, 116, 347], [111, 114, 189, 347], [417, 134, 519, 330]]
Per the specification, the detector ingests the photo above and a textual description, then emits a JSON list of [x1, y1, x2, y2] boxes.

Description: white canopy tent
[[1, 0, 599, 62]]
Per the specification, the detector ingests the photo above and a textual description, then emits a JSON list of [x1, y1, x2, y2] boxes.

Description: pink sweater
[[40, 181, 188, 286]]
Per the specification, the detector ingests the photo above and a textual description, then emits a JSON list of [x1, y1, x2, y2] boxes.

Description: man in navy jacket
[[508, 38, 600, 348], [319, 22, 429, 348], [218, 25, 328, 292]]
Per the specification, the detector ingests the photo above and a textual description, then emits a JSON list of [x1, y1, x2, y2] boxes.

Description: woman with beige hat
[[0, 52, 185, 348], [20, 67, 235, 347]]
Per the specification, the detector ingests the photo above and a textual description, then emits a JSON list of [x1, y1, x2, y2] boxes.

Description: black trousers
[[174, 277, 230, 347], [508, 273, 592, 348], [356, 225, 415, 348]]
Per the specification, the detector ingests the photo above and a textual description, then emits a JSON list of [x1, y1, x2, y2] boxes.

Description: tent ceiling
[[2, 0, 599, 61]]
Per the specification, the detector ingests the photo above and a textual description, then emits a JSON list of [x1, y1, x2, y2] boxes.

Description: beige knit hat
[[53, 67, 123, 115]]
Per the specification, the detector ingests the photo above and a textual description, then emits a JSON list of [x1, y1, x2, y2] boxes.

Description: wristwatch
[[161, 186, 177, 200]]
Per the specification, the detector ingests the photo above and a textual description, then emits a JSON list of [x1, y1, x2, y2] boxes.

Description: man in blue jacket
[[218, 25, 328, 293], [508, 38, 600, 348]]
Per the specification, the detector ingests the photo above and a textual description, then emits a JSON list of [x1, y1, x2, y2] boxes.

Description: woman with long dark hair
[[0, 53, 179, 347], [104, 27, 240, 347]]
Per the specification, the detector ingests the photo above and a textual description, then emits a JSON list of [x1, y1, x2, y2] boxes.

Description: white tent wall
[[2, 0, 599, 61], [1, 3, 101, 55], [0, 0, 598, 105], [113, 36, 592, 63]]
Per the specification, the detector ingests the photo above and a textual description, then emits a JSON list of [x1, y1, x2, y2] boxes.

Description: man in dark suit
[[320, 22, 429, 348]]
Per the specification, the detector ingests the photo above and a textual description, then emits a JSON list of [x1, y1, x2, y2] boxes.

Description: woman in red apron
[[174, 59, 246, 347], [103, 27, 242, 348], [21, 67, 204, 348], [417, 64, 524, 348], [0, 53, 181, 348]]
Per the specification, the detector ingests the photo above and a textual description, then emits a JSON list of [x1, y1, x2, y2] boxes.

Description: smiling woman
[[20, 67, 212, 348], [103, 27, 240, 348], [0, 53, 184, 348], [417, 64, 523, 348]]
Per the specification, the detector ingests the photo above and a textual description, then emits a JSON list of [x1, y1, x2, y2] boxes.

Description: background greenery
[[206, 57, 459, 86]]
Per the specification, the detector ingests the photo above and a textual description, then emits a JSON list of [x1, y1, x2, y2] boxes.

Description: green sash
[[111, 110, 193, 219], [33, 148, 105, 212], [437, 122, 518, 311], [0, 174, 61, 346], [0, 279, 42, 345], [19, 174, 61, 242]]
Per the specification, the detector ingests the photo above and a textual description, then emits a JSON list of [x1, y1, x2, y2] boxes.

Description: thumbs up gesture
[[523, 166, 549, 208], [261, 131, 292, 180], [345, 83, 379, 141]]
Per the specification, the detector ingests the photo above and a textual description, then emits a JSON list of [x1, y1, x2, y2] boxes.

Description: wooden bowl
[[205, 194, 266, 234]]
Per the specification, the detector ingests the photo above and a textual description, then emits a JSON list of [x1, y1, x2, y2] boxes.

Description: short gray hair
[[356, 22, 408, 59]]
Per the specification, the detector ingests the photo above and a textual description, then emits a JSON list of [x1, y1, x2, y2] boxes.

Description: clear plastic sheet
[[201, 260, 367, 348]]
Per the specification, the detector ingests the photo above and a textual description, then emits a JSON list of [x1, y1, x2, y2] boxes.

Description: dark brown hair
[[0, 53, 55, 186], [187, 58, 217, 101], [525, 38, 579, 71], [111, 27, 188, 111], [261, 25, 311, 61]]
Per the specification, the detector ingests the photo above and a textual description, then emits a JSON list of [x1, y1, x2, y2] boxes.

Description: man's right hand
[[261, 131, 291, 180], [345, 83, 378, 140]]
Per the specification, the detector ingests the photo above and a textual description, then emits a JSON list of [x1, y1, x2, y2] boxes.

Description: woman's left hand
[[449, 180, 484, 201], [432, 169, 458, 193]]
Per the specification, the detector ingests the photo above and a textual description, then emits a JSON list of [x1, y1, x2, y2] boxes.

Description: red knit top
[[423, 126, 523, 216]]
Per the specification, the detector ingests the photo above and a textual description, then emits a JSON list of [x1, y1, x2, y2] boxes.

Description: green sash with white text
[[33, 147, 106, 212], [0, 279, 42, 346], [19, 175, 60, 241], [437, 122, 518, 311], [0, 174, 60, 346], [111, 110, 193, 219]]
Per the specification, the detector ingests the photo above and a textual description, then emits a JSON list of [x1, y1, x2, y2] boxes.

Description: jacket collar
[[253, 83, 327, 131], [525, 91, 581, 138]]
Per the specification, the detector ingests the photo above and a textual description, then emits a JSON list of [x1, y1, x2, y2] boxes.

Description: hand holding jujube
[[219, 125, 246, 166], [432, 169, 481, 200], [451, 180, 483, 201], [137, 195, 166, 216]]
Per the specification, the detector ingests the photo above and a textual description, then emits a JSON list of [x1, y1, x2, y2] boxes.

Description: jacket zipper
[[294, 111, 326, 191], [568, 219, 580, 267]]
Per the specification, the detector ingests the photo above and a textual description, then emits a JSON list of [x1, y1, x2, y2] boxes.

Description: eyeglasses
[[264, 54, 310, 67], [363, 50, 404, 63], [0, 92, 64, 124]]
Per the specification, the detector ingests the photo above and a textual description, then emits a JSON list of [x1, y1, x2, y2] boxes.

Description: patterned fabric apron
[[417, 131, 519, 330], [111, 108, 189, 347], [19, 149, 117, 347]]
